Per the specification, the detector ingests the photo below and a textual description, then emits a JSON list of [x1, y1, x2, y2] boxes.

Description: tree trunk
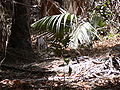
[[8, 0, 32, 50], [0, 1, 6, 61], [62, 0, 90, 15], [3, 0, 35, 66]]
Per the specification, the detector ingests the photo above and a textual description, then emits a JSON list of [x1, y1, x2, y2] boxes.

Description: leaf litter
[[0, 35, 120, 90]]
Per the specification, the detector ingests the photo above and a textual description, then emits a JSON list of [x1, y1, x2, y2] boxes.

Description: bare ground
[[0, 35, 120, 90]]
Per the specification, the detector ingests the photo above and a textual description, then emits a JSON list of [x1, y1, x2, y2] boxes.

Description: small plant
[[31, 13, 98, 50], [89, 0, 113, 37]]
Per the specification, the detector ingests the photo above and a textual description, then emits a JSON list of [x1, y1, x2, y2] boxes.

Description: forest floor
[[0, 35, 120, 90]]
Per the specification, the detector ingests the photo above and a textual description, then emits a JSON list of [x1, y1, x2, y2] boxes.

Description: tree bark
[[8, 0, 32, 50], [0, 2, 6, 61], [3, 0, 35, 66]]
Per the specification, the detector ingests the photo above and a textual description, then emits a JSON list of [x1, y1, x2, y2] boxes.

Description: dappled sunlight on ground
[[0, 35, 120, 89]]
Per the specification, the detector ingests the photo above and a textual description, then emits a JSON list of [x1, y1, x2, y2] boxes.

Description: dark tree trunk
[[3, 0, 36, 66], [8, 0, 32, 51], [0, 2, 3, 52], [0, 2, 3, 60], [0, 1, 6, 61]]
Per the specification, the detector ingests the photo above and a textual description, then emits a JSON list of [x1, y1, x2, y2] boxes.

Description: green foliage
[[89, 0, 113, 37], [107, 32, 114, 39], [69, 22, 98, 49], [95, 0, 112, 20], [31, 13, 77, 34], [91, 15, 106, 28], [31, 13, 98, 49], [31, 13, 77, 48]]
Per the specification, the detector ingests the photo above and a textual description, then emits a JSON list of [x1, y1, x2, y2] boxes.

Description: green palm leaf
[[31, 13, 77, 34], [56, 14, 65, 32], [51, 15, 61, 32], [31, 13, 99, 49], [69, 22, 97, 49], [46, 15, 57, 29], [63, 13, 70, 27]]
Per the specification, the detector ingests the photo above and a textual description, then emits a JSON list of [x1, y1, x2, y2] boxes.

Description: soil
[[0, 35, 120, 90]]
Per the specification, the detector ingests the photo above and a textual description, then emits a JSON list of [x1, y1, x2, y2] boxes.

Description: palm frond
[[51, 15, 61, 31], [46, 15, 57, 29], [69, 22, 97, 49], [31, 13, 99, 49], [31, 13, 77, 34], [56, 14, 64, 32]]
